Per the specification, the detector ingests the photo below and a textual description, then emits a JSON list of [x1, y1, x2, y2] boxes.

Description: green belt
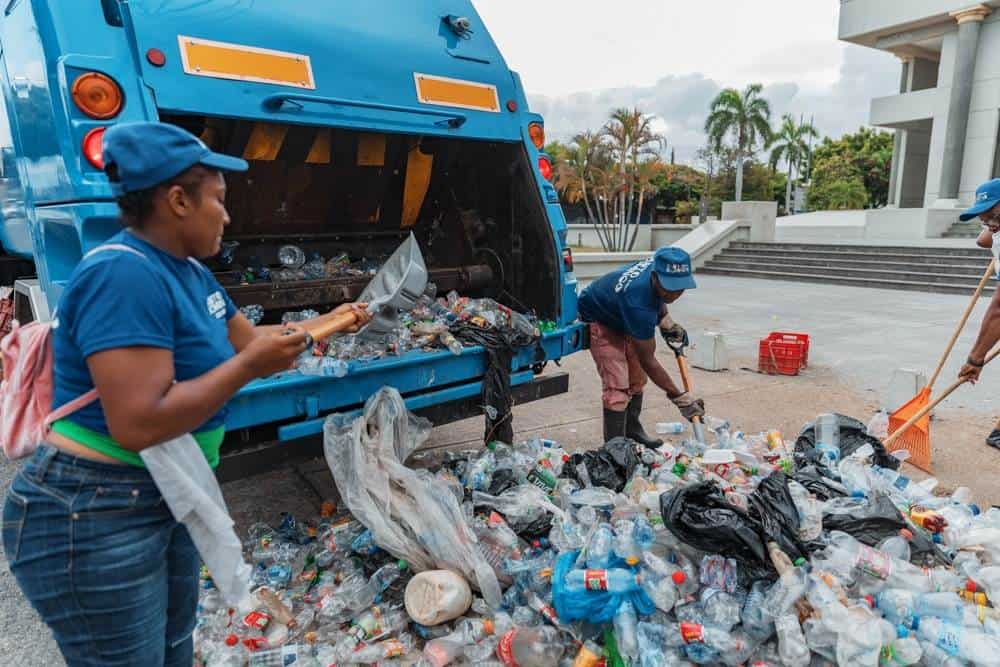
[[50, 419, 225, 468]]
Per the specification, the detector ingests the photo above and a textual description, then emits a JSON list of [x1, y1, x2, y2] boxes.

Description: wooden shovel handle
[[885, 343, 1000, 447], [304, 311, 361, 341], [674, 352, 704, 429], [927, 259, 996, 390]]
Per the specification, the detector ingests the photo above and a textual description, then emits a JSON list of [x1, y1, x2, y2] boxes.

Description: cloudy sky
[[473, 0, 899, 163]]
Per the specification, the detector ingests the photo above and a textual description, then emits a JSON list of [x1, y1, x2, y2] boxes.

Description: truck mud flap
[[215, 371, 569, 482]]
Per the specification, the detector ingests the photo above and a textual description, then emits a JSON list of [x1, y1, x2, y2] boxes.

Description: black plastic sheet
[[795, 414, 899, 470], [561, 437, 641, 493]]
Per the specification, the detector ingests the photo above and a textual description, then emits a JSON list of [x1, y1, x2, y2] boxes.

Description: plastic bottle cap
[[672, 571, 687, 585], [911, 617, 920, 631], [225, 634, 238, 647], [896, 625, 909, 639], [851, 491, 866, 498], [900, 529, 913, 541], [397, 559, 408, 570], [864, 595, 874, 609], [971, 504, 982, 516], [793, 557, 806, 567], [967, 578, 978, 592], [625, 556, 639, 566]]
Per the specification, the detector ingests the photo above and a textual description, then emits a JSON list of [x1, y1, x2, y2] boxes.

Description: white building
[[840, 2, 1000, 238]]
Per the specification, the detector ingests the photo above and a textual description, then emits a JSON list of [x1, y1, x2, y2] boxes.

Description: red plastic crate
[[758, 332, 809, 376]]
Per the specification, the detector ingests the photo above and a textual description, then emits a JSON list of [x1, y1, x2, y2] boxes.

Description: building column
[[936, 4, 991, 206], [887, 57, 911, 207]]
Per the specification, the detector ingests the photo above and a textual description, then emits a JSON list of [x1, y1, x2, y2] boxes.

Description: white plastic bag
[[140, 434, 253, 611], [324, 387, 503, 608]]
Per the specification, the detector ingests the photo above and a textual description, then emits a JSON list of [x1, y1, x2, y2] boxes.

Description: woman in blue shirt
[[2, 122, 368, 666]]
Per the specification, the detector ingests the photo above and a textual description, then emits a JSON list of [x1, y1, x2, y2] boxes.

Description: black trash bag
[[747, 472, 808, 564], [487, 468, 519, 496], [823, 493, 949, 568], [561, 437, 641, 493], [793, 465, 848, 501], [450, 321, 538, 446], [516, 512, 554, 540], [660, 481, 774, 581], [795, 413, 899, 470]]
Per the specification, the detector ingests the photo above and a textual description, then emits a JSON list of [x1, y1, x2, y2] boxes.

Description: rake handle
[[885, 343, 1000, 447], [927, 259, 996, 390]]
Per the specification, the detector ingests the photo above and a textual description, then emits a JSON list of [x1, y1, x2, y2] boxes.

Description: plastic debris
[[192, 406, 1000, 667]]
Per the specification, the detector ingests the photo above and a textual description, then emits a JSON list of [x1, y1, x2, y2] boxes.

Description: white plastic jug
[[404, 569, 472, 626]]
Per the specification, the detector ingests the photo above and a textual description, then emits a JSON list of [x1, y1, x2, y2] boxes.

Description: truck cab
[[0, 0, 584, 476]]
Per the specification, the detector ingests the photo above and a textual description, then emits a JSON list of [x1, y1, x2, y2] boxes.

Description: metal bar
[[261, 93, 467, 128]]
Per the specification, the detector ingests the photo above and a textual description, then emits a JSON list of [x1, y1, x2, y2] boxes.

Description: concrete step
[[717, 248, 991, 267], [697, 265, 996, 296], [729, 241, 989, 258], [703, 259, 989, 285]]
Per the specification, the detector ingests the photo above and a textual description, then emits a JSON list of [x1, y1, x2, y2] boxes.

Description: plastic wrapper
[[323, 387, 502, 608], [140, 434, 253, 611], [562, 437, 641, 493], [551, 550, 656, 624]]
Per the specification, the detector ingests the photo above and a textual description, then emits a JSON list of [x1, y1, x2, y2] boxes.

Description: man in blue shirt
[[578, 246, 705, 445]]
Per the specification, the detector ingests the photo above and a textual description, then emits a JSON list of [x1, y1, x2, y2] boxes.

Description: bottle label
[[242, 636, 268, 651], [527, 466, 557, 495], [584, 570, 608, 591], [496, 629, 520, 667], [680, 622, 704, 644], [382, 639, 405, 658], [855, 545, 892, 580], [936, 625, 961, 656], [243, 610, 271, 630]]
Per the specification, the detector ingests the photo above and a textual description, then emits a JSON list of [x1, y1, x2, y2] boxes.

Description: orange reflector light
[[528, 122, 545, 149], [538, 155, 553, 180], [71, 72, 123, 120], [83, 127, 106, 169]]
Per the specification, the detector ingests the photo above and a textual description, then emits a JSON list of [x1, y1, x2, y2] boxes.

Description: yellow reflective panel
[[356, 133, 386, 167], [414, 73, 500, 112], [306, 128, 332, 164], [242, 123, 288, 161], [179, 35, 315, 89], [402, 141, 433, 228]]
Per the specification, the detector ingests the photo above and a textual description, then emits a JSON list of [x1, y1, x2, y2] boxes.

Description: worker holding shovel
[[959, 179, 1000, 448], [578, 246, 706, 445]]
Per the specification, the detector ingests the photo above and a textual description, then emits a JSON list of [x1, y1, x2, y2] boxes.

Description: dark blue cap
[[960, 178, 1000, 220], [653, 246, 696, 291], [102, 121, 248, 194]]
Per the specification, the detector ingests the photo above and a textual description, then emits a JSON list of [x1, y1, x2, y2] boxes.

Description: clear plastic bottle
[[582, 523, 614, 569], [788, 480, 823, 541], [641, 569, 685, 613], [422, 618, 499, 667], [880, 630, 924, 666], [495, 626, 565, 667], [877, 530, 913, 563], [346, 633, 414, 663], [741, 579, 775, 639], [912, 616, 1000, 666], [867, 410, 890, 440], [875, 589, 965, 626], [656, 422, 686, 435], [774, 614, 810, 667], [612, 519, 642, 565], [815, 412, 841, 464], [821, 531, 960, 594], [278, 244, 306, 269], [700, 588, 743, 633], [614, 601, 639, 665], [563, 568, 641, 592]]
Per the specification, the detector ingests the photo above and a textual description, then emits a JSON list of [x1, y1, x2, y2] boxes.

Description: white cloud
[[472, 0, 899, 162]]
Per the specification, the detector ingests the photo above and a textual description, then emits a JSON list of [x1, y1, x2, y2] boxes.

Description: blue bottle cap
[[970, 504, 982, 516], [851, 491, 866, 498], [910, 617, 920, 631], [896, 624, 909, 638]]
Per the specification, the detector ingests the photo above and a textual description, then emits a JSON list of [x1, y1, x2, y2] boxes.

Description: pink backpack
[[0, 243, 146, 459]]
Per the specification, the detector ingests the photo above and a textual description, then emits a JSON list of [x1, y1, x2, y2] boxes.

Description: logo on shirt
[[206, 292, 226, 319], [614, 259, 652, 293]]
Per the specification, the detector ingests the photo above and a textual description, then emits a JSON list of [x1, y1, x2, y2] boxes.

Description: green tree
[[602, 108, 665, 249], [808, 155, 869, 210], [705, 84, 773, 202], [810, 127, 893, 208], [769, 114, 818, 215]]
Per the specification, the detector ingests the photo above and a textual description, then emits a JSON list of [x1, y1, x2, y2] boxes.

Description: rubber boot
[[603, 408, 627, 444], [625, 394, 663, 447]]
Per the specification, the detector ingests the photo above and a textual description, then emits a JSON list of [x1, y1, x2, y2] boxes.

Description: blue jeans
[[3, 445, 199, 667]]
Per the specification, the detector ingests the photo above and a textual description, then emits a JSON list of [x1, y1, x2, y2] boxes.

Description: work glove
[[671, 392, 705, 422], [660, 322, 689, 349]]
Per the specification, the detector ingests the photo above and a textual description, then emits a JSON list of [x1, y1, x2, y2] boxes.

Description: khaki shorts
[[588, 322, 648, 410]]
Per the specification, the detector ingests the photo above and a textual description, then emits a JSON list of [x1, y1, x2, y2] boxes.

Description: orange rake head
[[887, 386, 933, 473]]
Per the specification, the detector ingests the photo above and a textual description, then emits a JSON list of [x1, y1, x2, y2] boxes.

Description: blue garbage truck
[[0, 0, 585, 477]]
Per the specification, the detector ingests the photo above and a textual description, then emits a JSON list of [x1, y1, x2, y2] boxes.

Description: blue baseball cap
[[102, 121, 248, 194], [653, 246, 697, 291], [960, 178, 1000, 220]]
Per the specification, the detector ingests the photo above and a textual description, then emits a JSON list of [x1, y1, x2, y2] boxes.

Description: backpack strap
[[44, 243, 148, 426]]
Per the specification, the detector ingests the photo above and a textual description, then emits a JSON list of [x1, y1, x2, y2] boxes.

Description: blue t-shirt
[[52, 230, 238, 435], [578, 258, 662, 340]]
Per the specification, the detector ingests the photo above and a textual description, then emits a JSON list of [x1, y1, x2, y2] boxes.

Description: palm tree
[[602, 108, 665, 249], [555, 131, 617, 250], [768, 114, 819, 215], [705, 84, 772, 202]]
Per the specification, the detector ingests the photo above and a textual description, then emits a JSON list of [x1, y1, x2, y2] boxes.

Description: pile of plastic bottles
[[290, 290, 555, 379], [194, 412, 1000, 666]]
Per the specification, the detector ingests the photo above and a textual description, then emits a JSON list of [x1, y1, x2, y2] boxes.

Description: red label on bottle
[[496, 629, 520, 667], [242, 636, 268, 651], [584, 570, 608, 591], [680, 622, 704, 644], [243, 610, 271, 630]]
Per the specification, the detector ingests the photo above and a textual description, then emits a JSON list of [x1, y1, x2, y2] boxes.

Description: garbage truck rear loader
[[0, 0, 585, 477]]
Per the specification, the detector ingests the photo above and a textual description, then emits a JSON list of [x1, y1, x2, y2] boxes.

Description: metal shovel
[[304, 233, 428, 342]]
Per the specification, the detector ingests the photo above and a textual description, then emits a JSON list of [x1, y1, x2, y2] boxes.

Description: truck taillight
[[562, 246, 573, 272], [71, 72, 123, 120], [528, 122, 545, 149], [83, 127, 106, 169], [538, 155, 553, 180]]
